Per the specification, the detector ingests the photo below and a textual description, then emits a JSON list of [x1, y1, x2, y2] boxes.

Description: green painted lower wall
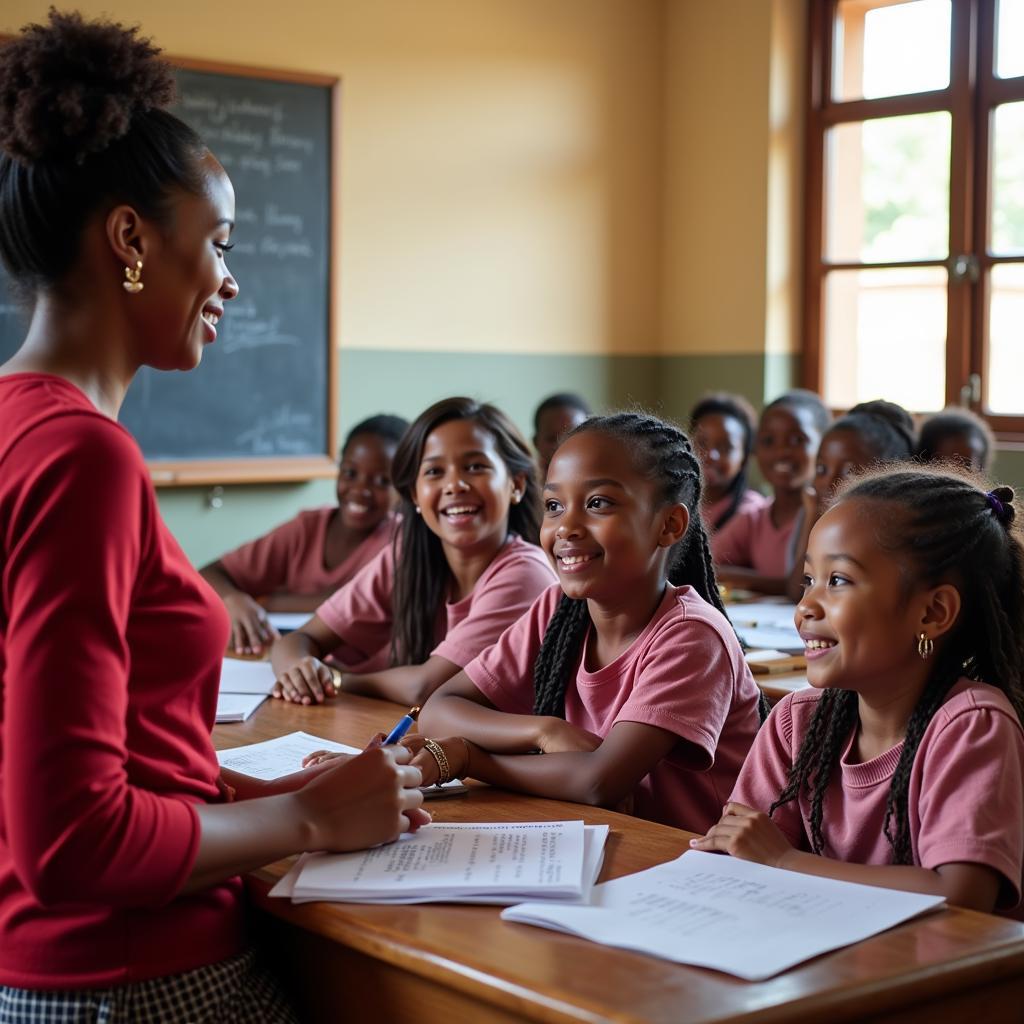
[[157, 346, 1022, 565]]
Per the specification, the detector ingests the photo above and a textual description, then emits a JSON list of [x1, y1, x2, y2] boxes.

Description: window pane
[[825, 113, 950, 262], [997, 0, 1024, 79], [992, 102, 1024, 255], [987, 264, 1024, 414], [833, 0, 951, 102], [823, 267, 947, 411]]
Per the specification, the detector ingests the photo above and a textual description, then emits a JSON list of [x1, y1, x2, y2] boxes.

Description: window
[[804, 0, 1024, 433]]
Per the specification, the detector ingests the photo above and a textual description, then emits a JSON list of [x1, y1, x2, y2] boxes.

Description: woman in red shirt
[[0, 12, 426, 1021]]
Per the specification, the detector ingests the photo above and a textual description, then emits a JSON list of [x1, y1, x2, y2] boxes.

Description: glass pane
[[833, 0, 951, 102], [997, 0, 1024, 79], [823, 267, 947, 411], [987, 263, 1024, 413], [825, 112, 950, 262], [992, 102, 1024, 255]]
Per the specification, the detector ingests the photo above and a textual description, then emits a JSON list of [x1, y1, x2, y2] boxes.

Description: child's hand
[[536, 717, 603, 754], [689, 802, 794, 867], [293, 745, 430, 851], [272, 657, 337, 704], [301, 750, 349, 768], [223, 592, 279, 656], [400, 735, 472, 786]]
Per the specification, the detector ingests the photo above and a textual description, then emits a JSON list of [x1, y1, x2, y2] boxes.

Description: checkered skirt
[[0, 950, 298, 1024]]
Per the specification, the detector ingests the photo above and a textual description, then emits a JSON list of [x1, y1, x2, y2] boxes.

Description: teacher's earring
[[917, 632, 934, 660], [122, 260, 144, 294]]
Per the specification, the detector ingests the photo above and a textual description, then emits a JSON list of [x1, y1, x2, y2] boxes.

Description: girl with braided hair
[[694, 466, 1024, 915], [409, 412, 763, 834]]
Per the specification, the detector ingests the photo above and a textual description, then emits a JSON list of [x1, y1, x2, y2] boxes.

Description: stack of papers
[[729, 602, 804, 654], [215, 730, 469, 797], [502, 850, 945, 980], [271, 820, 608, 905], [219, 658, 277, 694]]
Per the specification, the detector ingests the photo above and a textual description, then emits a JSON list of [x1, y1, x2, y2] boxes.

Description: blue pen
[[382, 705, 421, 745]]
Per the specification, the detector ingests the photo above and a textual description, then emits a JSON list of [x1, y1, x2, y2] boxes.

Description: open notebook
[[270, 820, 609, 906]]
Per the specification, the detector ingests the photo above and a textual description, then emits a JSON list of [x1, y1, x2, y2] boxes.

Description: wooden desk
[[215, 695, 1024, 1024], [757, 670, 811, 705]]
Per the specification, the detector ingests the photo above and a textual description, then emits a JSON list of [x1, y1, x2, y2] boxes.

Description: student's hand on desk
[[401, 735, 474, 786], [689, 802, 794, 867], [535, 717, 603, 755], [294, 745, 430, 850], [272, 657, 337, 704], [223, 592, 279, 655]]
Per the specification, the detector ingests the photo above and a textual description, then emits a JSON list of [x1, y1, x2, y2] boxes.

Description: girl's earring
[[122, 259, 144, 294], [414, 505, 421, 514], [511, 490, 521, 505], [917, 632, 934, 660]]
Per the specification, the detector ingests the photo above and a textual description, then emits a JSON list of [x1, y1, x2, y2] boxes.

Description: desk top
[[214, 694, 1024, 1024]]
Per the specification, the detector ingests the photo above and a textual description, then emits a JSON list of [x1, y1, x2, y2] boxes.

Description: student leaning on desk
[[0, 12, 426, 1020]]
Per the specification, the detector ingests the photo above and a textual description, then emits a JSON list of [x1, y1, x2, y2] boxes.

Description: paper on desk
[[219, 658, 277, 694], [271, 820, 599, 905], [216, 731, 359, 780], [273, 824, 609, 906], [215, 692, 266, 723], [501, 850, 944, 981], [727, 601, 799, 629], [735, 625, 804, 655], [267, 612, 310, 632]]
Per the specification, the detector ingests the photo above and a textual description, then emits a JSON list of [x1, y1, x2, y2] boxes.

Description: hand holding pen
[[302, 706, 421, 768]]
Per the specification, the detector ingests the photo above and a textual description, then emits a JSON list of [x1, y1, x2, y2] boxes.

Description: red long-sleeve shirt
[[0, 374, 244, 988]]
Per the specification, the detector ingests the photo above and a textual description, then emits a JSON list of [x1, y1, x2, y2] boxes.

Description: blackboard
[[0, 57, 338, 484]]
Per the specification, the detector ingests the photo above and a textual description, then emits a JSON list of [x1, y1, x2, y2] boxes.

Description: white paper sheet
[[216, 731, 359, 780], [501, 850, 944, 980], [271, 824, 609, 906], [215, 692, 266, 723], [735, 625, 804, 655], [267, 612, 311, 632], [271, 820, 593, 904], [218, 658, 277, 694]]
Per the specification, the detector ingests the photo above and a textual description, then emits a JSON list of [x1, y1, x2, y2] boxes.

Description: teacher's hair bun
[[0, 9, 175, 165]]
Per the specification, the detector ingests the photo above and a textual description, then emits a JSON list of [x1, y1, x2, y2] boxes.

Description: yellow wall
[[661, 0, 806, 358], [3, 0, 665, 357]]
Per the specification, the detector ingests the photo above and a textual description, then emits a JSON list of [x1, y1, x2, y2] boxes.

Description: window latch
[[949, 254, 980, 283]]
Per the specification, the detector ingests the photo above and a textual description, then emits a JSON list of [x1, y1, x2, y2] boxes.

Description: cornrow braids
[[529, 411, 776, 721], [770, 465, 1024, 862]]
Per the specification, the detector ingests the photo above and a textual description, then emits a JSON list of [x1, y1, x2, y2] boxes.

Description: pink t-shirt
[[465, 584, 762, 834], [732, 681, 1024, 913], [703, 488, 768, 535], [315, 534, 556, 673], [712, 499, 800, 575], [220, 508, 396, 597]]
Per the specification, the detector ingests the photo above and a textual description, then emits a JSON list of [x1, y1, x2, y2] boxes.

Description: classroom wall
[[2, 0, 811, 566]]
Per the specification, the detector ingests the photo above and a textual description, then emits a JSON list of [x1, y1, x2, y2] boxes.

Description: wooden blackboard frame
[[0, 38, 340, 486], [158, 55, 340, 486]]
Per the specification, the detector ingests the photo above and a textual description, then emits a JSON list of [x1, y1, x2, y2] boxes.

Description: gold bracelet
[[422, 738, 452, 786]]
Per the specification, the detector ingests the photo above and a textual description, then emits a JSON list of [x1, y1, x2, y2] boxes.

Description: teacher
[[0, 11, 426, 1020]]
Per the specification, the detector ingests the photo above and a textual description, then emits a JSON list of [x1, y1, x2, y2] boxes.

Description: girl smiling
[[714, 389, 830, 594], [271, 397, 555, 706], [696, 467, 1024, 914], [409, 412, 764, 834]]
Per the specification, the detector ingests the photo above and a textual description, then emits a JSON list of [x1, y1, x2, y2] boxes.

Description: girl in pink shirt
[[714, 389, 830, 594], [201, 414, 407, 655], [688, 392, 766, 538], [271, 398, 555, 707], [695, 466, 1024, 915], [407, 412, 766, 834]]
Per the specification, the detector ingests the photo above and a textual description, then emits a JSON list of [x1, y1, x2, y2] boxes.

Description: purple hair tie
[[986, 490, 1010, 524]]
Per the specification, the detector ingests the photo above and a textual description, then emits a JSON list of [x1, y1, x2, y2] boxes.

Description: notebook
[[215, 692, 266, 722], [270, 820, 609, 905]]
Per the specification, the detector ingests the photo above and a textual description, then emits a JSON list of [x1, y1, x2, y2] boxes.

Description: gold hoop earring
[[917, 632, 934, 660], [123, 260, 144, 294]]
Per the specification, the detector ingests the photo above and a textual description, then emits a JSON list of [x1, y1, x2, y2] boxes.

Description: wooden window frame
[[803, 0, 1024, 438]]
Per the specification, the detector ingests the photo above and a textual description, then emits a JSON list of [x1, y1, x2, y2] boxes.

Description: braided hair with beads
[[531, 411, 770, 722], [769, 466, 1024, 864]]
